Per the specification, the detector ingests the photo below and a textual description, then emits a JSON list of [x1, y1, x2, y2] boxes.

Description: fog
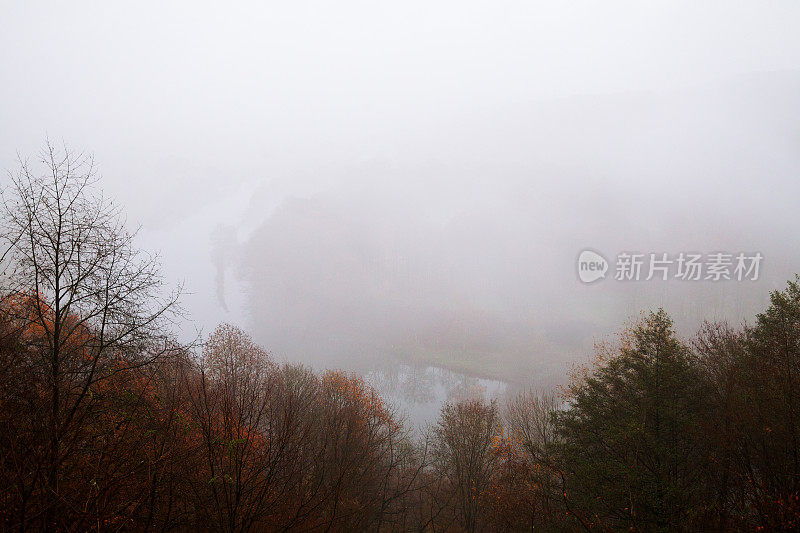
[[2, 2, 800, 386]]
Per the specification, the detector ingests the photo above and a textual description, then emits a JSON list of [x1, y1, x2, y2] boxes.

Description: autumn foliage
[[2, 144, 800, 531]]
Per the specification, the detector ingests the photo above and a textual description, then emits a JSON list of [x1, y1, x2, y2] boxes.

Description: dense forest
[[1, 148, 799, 532]]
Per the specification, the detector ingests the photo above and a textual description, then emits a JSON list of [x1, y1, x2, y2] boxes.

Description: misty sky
[[2, 2, 800, 383]]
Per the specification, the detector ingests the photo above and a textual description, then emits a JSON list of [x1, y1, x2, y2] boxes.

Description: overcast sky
[[2, 2, 799, 381]]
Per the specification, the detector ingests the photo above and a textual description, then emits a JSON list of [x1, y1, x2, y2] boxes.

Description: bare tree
[[0, 141, 182, 528], [502, 389, 562, 525], [432, 399, 500, 532], [184, 323, 278, 532], [504, 389, 559, 463]]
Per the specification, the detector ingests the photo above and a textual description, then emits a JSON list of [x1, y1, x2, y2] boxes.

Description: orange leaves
[[322, 370, 394, 427], [202, 323, 272, 382], [1, 291, 96, 361], [1, 291, 52, 339]]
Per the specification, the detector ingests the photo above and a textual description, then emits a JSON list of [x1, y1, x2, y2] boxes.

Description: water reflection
[[365, 363, 508, 430]]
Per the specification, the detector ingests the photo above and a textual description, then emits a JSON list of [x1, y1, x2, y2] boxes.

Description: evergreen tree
[[557, 310, 707, 531], [739, 277, 800, 528]]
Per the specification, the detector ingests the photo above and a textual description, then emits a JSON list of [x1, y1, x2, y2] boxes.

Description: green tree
[[557, 309, 708, 531], [740, 277, 800, 529]]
